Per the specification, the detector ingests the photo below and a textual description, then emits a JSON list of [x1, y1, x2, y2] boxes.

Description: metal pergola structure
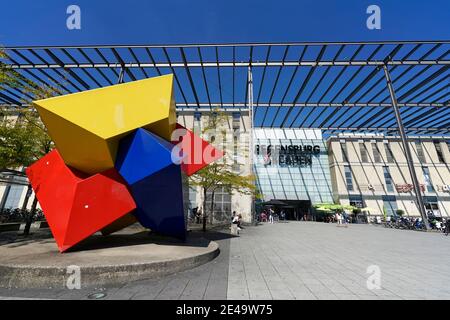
[[0, 40, 448, 135], [0, 40, 449, 228]]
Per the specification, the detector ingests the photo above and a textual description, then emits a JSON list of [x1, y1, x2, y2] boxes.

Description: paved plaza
[[1, 221, 450, 300]]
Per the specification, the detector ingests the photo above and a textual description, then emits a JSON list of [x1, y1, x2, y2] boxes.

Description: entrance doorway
[[281, 200, 311, 221]]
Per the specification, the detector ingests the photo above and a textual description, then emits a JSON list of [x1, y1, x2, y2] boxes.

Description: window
[[340, 142, 349, 162], [434, 141, 445, 163], [193, 112, 201, 135], [384, 143, 395, 163], [206, 186, 232, 222], [372, 143, 381, 163], [359, 143, 368, 163], [344, 165, 353, 191], [422, 167, 434, 192], [3, 184, 25, 209], [383, 166, 394, 193], [382, 195, 398, 216], [349, 195, 364, 208], [232, 112, 240, 130], [424, 196, 440, 217], [415, 142, 426, 163]]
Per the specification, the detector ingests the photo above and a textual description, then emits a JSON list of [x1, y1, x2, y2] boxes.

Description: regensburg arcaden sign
[[255, 143, 321, 167]]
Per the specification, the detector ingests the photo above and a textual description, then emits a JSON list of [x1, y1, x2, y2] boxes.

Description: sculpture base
[[0, 227, 219, 289]]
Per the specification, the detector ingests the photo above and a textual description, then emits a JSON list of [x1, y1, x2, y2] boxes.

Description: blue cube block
[[115, 128, 186, 240], [115, 128, 181, 185], [130, 164, 186, 240]]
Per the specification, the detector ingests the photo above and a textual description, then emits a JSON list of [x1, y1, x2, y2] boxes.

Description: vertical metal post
[[118, 67, 125, 84], [247, 66, 257, 224], [383, 65, 430, 230]]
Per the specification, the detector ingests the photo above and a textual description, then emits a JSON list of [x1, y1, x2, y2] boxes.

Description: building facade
[[328, 134, 450, 218], [2, 113, 450, 223], [254, 128, 333, 219], [177, 110, 253, 223]]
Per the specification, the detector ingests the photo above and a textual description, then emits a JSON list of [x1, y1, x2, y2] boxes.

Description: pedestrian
[[232, 211, 241, 231], [336, 212, 342, 225], [269, 208, 274, 224], [196, 207, 202, 224], [238, 214, 244, 229], [280, 210, 286, 221]]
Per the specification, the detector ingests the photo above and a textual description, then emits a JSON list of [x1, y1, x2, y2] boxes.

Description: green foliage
[[396, 209, 405, 217], [188, 108, 259, 221], [0, 112, 53, 170], [313, 203, 356, 213], [0, 47, 57, 170]]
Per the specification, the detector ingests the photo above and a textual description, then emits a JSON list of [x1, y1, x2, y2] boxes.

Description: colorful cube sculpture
[[26, 74, 224, 252]]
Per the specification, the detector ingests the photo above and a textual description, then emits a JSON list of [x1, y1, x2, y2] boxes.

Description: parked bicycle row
[[383, 216, 450, 234]]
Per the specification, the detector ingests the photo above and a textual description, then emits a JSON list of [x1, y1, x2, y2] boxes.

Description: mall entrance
[[261, 199, 312, 221]]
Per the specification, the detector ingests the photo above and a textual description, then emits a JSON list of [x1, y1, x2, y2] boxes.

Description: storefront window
[[424, 196, 440, 217], [349, 195, 364, 208]]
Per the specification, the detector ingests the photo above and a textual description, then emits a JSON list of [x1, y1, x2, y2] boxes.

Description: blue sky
[[1, 0, 449, 46], [1, 1, 448, 131]]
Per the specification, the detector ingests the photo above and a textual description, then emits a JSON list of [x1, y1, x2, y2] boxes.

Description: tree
[[0, 47, 58, 235], [189, 162, 258, 229], [188, 109, 259, 230]]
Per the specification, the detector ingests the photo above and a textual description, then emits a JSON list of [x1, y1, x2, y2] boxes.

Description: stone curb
[[0, 240, 219, 289]]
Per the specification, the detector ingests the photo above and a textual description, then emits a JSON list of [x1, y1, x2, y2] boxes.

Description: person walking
[[269, 208, 274, 224], [336, 212, 342, 225], [232, 211, 241, 231]]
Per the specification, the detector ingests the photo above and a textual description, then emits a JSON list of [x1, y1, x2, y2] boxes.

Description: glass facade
[[253, 129, 333, 204]]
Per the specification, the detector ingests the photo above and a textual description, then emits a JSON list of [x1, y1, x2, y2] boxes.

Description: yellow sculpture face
[[33, 74, 177, 175]]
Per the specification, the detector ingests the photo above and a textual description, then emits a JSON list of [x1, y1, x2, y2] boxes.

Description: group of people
[[231, 211, 244, 230], [258, 208, 286, 224], [335, 211, 350, 226]]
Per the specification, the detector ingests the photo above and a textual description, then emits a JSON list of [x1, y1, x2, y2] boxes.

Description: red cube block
[[26, 150, 136, 252]]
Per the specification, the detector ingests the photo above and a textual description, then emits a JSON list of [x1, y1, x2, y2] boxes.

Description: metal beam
[[6, 60, 449, 70], [383, 64, 430, 230]]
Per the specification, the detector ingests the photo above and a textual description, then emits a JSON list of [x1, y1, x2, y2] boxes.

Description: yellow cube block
[[33, 74, 176, 175]]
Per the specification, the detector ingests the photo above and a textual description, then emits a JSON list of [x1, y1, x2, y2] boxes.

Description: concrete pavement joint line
[[249, 237, 273, 300]]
